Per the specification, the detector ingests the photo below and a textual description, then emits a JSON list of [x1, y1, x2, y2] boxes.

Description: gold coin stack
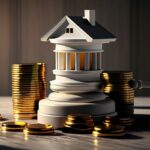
[[12, 63, 46, 119], [100, 71, 134, 126], [63, 114, 94, 134], [93, 116, 125, 137]]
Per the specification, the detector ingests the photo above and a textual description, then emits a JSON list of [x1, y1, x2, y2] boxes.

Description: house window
[[66, 28, 73, 33], [70, 28, 73, 33], [66, 28, 70, 33]]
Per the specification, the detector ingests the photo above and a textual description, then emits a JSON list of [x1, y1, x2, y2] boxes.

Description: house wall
[[0, 0, 150, 96]]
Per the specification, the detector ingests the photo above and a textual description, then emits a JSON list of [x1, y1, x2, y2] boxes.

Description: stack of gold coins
[[63, 114, 94, 134], [100, 71, 134, 126], [93, 116, 125, 137], [23, 123, 54, 135], [12, 63, 46, 119], [1, 121, 27, 131]]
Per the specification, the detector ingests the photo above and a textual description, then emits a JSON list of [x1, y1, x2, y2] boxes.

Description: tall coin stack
[[100, 71, 134, 126], [12, 63, 46, 119]]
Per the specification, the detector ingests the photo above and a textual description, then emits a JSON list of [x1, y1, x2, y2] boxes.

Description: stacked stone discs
[[100, 71, 134, 126], [63, 114, 94, 134], [12, 63, 46, 119]]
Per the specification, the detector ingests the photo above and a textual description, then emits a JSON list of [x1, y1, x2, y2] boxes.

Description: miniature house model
[[38, 10, 117, 128]]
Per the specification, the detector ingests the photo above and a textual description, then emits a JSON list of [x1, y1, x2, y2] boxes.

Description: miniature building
[[38, 10, 117, 128]]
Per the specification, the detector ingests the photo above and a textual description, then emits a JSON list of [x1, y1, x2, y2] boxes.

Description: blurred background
[[0, 0, 150, 96]]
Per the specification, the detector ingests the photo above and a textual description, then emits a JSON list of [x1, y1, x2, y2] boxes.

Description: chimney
[[84, 10, 95, 26]]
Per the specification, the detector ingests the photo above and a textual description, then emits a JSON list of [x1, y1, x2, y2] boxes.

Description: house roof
[[41, 15, 116, 43], [68, 16, 116, 39]]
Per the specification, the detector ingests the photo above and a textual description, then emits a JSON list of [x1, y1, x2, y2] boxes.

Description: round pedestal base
[[39, 98, 115, 115], [38, 93, 117, 128]]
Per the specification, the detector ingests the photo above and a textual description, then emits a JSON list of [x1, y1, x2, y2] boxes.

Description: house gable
[[41, 16, 92, 42]]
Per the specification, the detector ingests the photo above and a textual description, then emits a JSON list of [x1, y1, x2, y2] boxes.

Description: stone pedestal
[[38, 70, 117, 128]]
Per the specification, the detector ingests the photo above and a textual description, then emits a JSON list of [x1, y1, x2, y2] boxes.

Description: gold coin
[[64, 124, 93, 131], [65, 121, 94, 128], [25, 123, 53, 131], [12, 63, 45, 67], [12, 80, 46, 83], [1, 121, 27, 131], [23, 129, 54, 135], [94, 124, 125, 132], [13, 113, 37, 119], [65, 120, 94, 125], [12, 100, 37, 103], [13, 107, 36, 110], [12, 92, 42, 95], [13, 111, 36, 114], [23, 123, 54, 135], [12, 97, 44, 100]]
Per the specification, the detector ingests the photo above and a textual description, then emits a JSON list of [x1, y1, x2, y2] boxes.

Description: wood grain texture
[[0, 0, 149, 96]]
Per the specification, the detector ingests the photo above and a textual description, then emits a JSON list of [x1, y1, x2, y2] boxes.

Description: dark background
[[0, 0, 150, 96]]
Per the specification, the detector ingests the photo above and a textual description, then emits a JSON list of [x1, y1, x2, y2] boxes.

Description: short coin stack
[[12, 63, 46, 119], [93, 116, 125, 137], [100, 71, 134, 126], [23, 123, 54, 135], [63, 114, 94, 134]]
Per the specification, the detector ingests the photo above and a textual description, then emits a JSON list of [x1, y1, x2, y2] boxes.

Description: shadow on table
[[121, 133, 143, 140], [0, 145, 27, 150], [131, 114, 150, 131]]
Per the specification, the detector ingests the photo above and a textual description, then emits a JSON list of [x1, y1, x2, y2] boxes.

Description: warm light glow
[[92, 131, 99, 137], [70, 52, 93, 70], [103, 73, 110, 80], [105, 122, 110, 128], [80, 52, 85, 70], [70, 52, 75, 70], [93, 138, 98, 146], [58, 51, 97, 70], [1, 126, 7, 133], [23, 128, 29, 141], [24, 131, 29, 141], [15, 118, 19, 122]]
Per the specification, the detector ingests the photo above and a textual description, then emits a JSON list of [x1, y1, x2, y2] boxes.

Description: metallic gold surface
[[1, 121, 27, 131], [63, 114, 94, 134], [23, 123, 54, 135], [12, 63, 46, 119], [92, 116, 125, 137], [100, 71, 134, 125]]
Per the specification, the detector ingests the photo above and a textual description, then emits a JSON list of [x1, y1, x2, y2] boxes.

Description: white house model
[[38, 10, 117, 128]]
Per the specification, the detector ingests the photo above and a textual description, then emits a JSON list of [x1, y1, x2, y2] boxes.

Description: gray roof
[[68, 16, 116, 39]]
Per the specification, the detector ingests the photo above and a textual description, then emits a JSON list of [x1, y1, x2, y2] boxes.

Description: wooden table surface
[[0, 97, 150, 150]]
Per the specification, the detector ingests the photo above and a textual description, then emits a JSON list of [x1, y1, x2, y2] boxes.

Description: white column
[[84, 53, 90, 70], [57, 52, 60, 70], [99, 52, 102, 69], [92, 53, 97, 70], [75, 53, 80, 71], [97, 53, 101, 70], [66, 53, 71, 70], [55, 52, 58, 70]]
